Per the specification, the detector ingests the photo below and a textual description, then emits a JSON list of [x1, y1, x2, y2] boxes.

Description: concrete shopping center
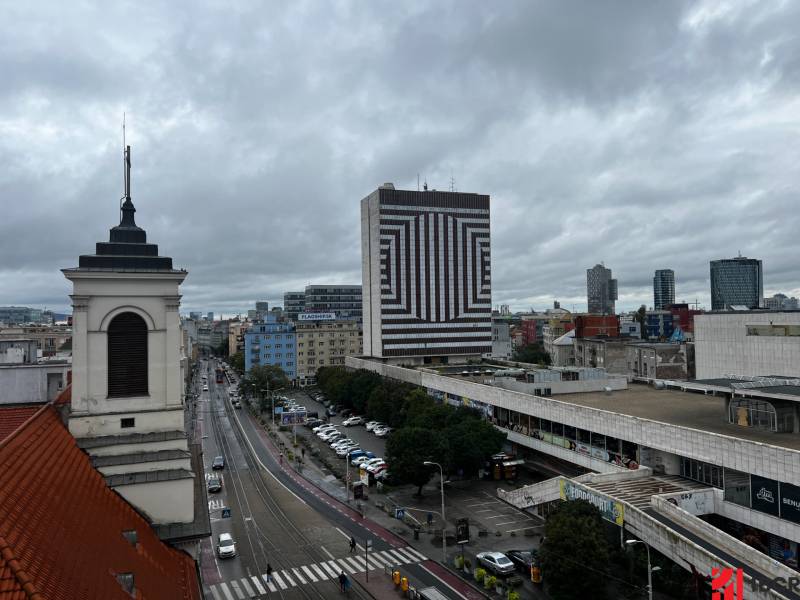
[[347, 356, 800, 600]]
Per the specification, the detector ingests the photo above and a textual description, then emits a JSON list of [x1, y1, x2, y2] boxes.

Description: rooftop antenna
[[423, 179, 428, 192], [449, 171, 455, 192], [120, 113, 126, 222], [417, 173, 420, 191]]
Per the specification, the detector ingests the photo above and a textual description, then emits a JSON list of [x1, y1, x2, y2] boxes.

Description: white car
[[337, 445, 360, 457], [351, 455, 373, 467], [320, 431, 341, 442], [363, 458, 385, 472], [331, 439, 355, 449], [476, 552, 515, 575], [374, 426, 392, 438], [202, 385, 209, 392], [365, 421, 381, 431], [217, 533, 236, 559], [366, 461, 388, 474], [343, 416, 364, 427], [313, 424, 335, 433], [318, 428, 339, 439]]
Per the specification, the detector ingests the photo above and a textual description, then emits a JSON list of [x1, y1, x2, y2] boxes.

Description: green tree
[[540, 500, 611, 600], [239, 365, 289, 408], [513, 343, 552, 365], [442, 416, 506, 477], [385, 426, 443, 496], [215, 340, 229, 357], [228, 352, 244, 375], [634, 305, 647, 339]]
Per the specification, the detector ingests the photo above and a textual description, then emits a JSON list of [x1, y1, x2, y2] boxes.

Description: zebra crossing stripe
[[366, 554, 383, 570], [310, 563, 328, 580], [271, 571, 288, 590], [403, 546, 428, 562], [291, 568, 307, 585], [209, 585, 222, 600], [261, 575, 277, 593], [250, 576, 265, 595], [321, 561, 339, 578], [280, 570, 296, 587], [301, 565, 318, 582], [218, 582, 235, 600], [368, 552, 390, 567], [229, 580, 245, 599], [336, 558, 358, 574], [394, 547, 419, 563], [239, 578, 254, 597], [344, 556, 364, 571]]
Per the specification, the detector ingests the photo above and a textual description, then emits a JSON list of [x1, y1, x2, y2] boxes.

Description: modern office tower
[[361, 183, 491, 362], [283, 292, 306, 320], [653, 269, 675, 310], [586, 264, 618, 314], [304, 285, 362, 319], [710, 256, 763, 310], [764, 293, 799, 310]]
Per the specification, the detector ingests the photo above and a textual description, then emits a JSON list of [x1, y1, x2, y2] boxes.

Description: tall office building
[[284, 292, 306, 320], [361, 183, 491, 362], [710, 256, 763, 310], [586, 264, 618, 314], [653, 269, 675, 310], [304, 285, 362, 319]]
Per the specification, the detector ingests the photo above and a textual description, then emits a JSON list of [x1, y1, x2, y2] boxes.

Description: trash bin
[[413, 527, 420, 541]]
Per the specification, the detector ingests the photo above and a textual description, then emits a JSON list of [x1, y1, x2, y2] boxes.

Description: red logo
[[712, 567, 744, 600]]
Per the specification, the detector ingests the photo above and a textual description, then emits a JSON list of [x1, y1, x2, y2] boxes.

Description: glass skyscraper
[[710, 256, 763, 310], [586, 264, 618, 314], [653, 269, 675, 310]]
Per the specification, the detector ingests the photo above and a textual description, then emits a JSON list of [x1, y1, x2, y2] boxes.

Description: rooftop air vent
[[116, 573, 135, 596], [122, 529, 138, 546]]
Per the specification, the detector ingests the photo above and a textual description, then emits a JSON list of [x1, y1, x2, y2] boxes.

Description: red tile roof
[[53, 383, 70, 407], [0, 406, 201, 600], [0, 407, 40, 443]]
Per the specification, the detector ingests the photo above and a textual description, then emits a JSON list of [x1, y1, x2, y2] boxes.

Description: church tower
[[62, 146, 206, 553]]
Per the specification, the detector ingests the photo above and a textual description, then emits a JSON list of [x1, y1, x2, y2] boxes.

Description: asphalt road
[[198, 360, 480, 600]]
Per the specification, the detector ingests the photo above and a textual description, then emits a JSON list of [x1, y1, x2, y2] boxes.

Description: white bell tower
[[62, 145, 199, 532]]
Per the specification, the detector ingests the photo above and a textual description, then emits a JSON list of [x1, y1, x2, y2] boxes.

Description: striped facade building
[[361, 184, 491, 362]]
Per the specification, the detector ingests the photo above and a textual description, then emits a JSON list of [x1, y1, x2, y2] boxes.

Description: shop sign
[[559, 480, 624, 526], [751, 475, 780, 517], [780, 482, 800, 525]]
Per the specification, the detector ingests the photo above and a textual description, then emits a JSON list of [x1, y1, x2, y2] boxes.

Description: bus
[[216, 368, 224, 384]]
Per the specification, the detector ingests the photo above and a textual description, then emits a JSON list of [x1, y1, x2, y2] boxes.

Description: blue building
[[645, 311, 674, 340], [244, 314, 296, 381]]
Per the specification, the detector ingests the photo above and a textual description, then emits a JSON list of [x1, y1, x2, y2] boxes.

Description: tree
[[239, 365, 289, 407], [634, 304, 647, 339], [385, 427, 443, 496], [513, 343, 552, 365], [540, 500, 611, 600], [442, 416, 506, 477], [215, 340, 229, 357], [228, 352, 244, 375]]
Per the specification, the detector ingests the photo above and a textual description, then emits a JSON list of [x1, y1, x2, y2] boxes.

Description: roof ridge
[[0, 403, 51, 453], [0, 535, 44, 599]]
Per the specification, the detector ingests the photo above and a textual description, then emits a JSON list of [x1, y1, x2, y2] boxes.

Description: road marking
[[506, 525, 544, 533], [229, 580, 245, 599], [419, 563, 470, 600], [239, 577, 254, 597], [394, 547, 419, 563], [291, 567, 307, 584], [281, 570, 296, 587], [320, 545, 336, 560], [497, 519, 533, 526], [209, 585, 223, 600], [271, 571, 288, 590], [261, 575, 277, 592], [369, 552, 391, 568], [310, 563, 329, 580], [336, 558, 358, 574], [384, 549, 410, 564], [250, 576, 265, 594], [301, 565, 319, 582], [366, 554, 384, 570], [344, 556, 363, 571], [403, 546, 428, 562], [218, 582, 235, 600]]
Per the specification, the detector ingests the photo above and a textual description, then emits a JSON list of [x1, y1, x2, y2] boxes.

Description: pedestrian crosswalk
[[207, 546, 428, 599]]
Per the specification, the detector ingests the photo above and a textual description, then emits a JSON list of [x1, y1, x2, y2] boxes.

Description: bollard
[[401, 576, 409, 593], [413, 527, 419, 541], [393, 570, 401, 586]]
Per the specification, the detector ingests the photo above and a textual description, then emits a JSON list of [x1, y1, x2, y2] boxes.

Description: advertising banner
[[298, 312, 336, 321], [780, 482, 800, 524], [751, 475, 780, 517], [559, 479, 624, 526]]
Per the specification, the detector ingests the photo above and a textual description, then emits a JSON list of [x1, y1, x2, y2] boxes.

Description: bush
[[507, 592, 520, 600], [454, 555, 464, 569], [474, 568, 486, 583], [484, 575, 497, 589]]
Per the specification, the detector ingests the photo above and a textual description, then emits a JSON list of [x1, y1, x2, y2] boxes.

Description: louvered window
[[108, 312, 148, 397]]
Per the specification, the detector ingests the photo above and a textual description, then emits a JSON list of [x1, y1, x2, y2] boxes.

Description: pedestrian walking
[[301, 447, 305, 459], [279, 452, 283, 465], [266, 563, 272, 583], [426, 512, 433, 528], [338, 572, 347, 592], [349, 536, 356, 553]]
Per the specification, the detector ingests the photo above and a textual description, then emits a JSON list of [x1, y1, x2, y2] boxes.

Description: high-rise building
[[284, 292, 306, 320], [304, 285, 361, 319], [586, 264, 618, 314], [710, 256, 763, 310], [361, 183, 492, 362], [653, 269, 675, 310], [764, 293, 799, 310]]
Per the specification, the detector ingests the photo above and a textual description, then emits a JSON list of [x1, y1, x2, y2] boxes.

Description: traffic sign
[[394, 507, 405, 520], [456, 517, 470, 544], [221, 507, 231, 519]]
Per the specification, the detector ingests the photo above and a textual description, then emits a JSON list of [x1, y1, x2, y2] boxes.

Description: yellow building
[[295, 318, 362, 386]]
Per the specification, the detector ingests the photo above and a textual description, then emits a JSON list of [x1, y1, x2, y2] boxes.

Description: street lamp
[[424, 461, 447, 564], [626, 539, 660, 600]]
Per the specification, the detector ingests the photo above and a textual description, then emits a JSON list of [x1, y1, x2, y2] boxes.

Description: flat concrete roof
[[553, 384, 800, 450]]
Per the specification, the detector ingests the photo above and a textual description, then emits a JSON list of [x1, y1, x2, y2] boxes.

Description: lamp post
[[626, 539, 659, 600], [424, 461, 447, 563]]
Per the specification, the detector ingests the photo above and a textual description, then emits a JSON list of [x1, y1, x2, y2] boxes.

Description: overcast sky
[[1, 1, 798, 316]]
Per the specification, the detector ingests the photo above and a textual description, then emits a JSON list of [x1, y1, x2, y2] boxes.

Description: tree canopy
[[540, 500, 611, 600], [228, 352, 244, 375], [512, 343, 552, 365], [239, 365, 289, 402]]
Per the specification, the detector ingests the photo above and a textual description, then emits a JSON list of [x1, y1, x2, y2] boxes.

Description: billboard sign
[[281, 411, 306, 425], [559, 479, 624, 526], [298, 312, 337, 321]]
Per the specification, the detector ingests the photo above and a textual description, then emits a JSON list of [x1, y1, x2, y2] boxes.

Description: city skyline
[[1, 2, 799, 315]]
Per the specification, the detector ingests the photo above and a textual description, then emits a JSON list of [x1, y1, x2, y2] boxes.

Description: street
[[197, 360, 482, 600]]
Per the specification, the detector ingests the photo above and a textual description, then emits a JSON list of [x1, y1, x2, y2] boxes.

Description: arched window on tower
[[108, 312, 148, 397]]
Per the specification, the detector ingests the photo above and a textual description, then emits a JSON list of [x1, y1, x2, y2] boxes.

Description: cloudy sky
[[1, 1, 798, 316]]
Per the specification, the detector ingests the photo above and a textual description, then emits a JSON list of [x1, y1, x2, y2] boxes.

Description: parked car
[[371, 423, 387, 435], [319, 430, 341, 442], [212, 456, 225, 470], [337, 445, 360, 457], [233, 400, 241, 409], [366, 460, 388, 474], [365, 421, 381, 431], [313, 423, 335, 433], [306, 418, 323, 428], [506, 549, 537, 574], [343, 416, 364, 427], [217, 533, 237, 559], [340, 408, 354, 419], [326, 407, 337, 417], [350, 452, 375, 466], [207, 476, 222, 493], [374, 426, 392, 438], [331, 438, 355, 449], [476, 552, 515, 576], [202, 385, 209, 392]]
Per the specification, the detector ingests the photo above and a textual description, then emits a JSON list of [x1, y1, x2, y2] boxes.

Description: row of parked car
[[475, 549, 538, 576], [307, 421, 392, 483], [341, 416, 392, 438]]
